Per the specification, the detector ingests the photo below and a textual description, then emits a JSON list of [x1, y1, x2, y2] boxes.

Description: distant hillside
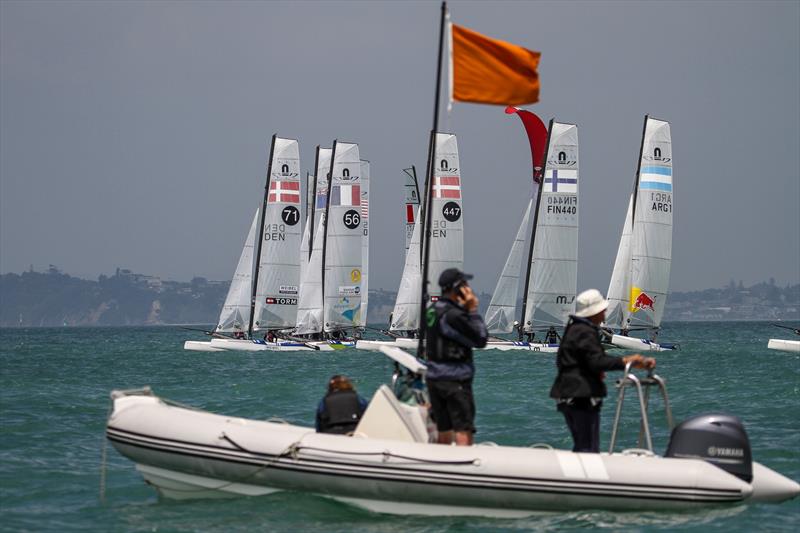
[[0, 267, 797, 327]]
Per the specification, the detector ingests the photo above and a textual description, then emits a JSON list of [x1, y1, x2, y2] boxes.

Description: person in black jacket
[[425, 268, 488, 446], [550, 289, 655, 453], [316, 375, 368, 435]]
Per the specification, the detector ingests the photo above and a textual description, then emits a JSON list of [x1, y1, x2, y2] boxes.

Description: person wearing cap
[[316, 375, 368, 435], [549, 289, 655, 453], [425, 268, 488, 446]]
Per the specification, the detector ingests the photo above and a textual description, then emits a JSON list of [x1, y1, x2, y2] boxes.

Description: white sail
[[605, 194, 633, 329], [295, 148, 331, 335], [299, 216, 311, 286], [428, 133, 464, 301], [523, 122, 579, 331], [253, 137, 302, 331], [628, 118, 673, 329], [358, 160, 370, 328], [216, 209, 259, 333], [485, 199, 533, 334], [295, 218, 325, 334], [323, 141, 363, 331], [402, 167, 420, 253], [390, 211, 421, 332]]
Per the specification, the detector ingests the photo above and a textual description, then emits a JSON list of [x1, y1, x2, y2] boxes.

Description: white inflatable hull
[[106, 391, 799, 515], [610, 334, 676, 352], [767, 339, 800, 353], [184, 338, 355, 352]]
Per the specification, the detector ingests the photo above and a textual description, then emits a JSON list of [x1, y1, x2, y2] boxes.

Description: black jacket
[[549, 316, 625, 399], [425, 297, 488, 381], [316, 390, 367, 434]]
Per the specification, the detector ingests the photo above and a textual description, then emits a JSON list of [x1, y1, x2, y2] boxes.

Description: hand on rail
[[623, 353, 656, 370]]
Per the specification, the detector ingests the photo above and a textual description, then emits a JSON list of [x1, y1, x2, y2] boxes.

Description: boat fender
[[665, 413, 753, 482]]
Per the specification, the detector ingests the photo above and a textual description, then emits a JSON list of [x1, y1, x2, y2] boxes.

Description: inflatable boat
[[106, 348, 798, 516]]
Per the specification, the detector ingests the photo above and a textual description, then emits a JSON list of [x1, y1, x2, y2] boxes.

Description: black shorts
[[427, 379, 475, 433]]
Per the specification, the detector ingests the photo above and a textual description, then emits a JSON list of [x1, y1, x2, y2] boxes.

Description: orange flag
[[451, 23, 540, 106]]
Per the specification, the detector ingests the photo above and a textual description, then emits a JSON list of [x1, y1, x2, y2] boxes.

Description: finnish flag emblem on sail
[[639, 166, 672, 192], [331, 184, 361, 206], [544, 168, 577, 193]]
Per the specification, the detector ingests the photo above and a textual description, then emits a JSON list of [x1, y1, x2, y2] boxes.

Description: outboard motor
[[665, 413, 752, 482]]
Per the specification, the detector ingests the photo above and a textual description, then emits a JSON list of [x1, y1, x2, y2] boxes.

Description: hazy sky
[[2, 0, 798, 295]]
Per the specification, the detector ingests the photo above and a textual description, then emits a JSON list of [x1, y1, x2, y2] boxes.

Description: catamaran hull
[[480, 341, 558, 353], [767, 339, 800, 353], [106, 391, 799, 516], [183, 338, 354, 352], [356, 340, 557, 353], [609, 334, 676, 352]]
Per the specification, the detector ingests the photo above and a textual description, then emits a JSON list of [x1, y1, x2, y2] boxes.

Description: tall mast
[[417, 1, 448, 358], [309, 146, 321, 262], [630, 115, 649, 231], [518, 119, 553, 340], [625, 114, 649, 331], [248, 134, 277, 336], [320, 140, 339, 334]]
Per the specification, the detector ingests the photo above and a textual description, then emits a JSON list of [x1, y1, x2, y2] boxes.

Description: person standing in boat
[[425, 268, 488, 446], [316, 375, 368, 435], [549, 289, 655, 453]]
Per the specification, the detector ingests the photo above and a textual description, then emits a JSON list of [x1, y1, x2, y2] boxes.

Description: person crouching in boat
[[425, 268, 489, 446], [316, 375, 368, 435], [549, 289, 655, 453]]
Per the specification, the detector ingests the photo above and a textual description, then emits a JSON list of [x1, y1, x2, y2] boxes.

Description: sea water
[[1, 322, 798, 532]]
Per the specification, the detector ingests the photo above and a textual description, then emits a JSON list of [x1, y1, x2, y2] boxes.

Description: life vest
[[319, 390, 363, 435], [425, 299, 471, 364]]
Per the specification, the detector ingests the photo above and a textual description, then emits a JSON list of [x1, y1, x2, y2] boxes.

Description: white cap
[[574, 289, 609, 318]]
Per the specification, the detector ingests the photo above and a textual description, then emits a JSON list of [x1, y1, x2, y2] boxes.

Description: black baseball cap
[[438, 268, 473, 290]]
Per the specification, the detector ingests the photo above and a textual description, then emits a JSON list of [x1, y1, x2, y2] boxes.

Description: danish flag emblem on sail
[[434, 176, 461, 199], [268, 180, 300, 204]]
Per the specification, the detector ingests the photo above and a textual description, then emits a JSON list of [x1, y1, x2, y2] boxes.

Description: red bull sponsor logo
[[629, 287, 656, 313]]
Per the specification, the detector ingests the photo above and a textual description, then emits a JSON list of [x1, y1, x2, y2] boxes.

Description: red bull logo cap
[[575, 289, 609, 318]]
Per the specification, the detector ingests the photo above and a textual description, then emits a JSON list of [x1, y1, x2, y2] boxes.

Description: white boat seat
[[354, 385, 430, 443]]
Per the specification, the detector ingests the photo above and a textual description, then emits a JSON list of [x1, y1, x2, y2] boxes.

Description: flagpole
[[417, 1, 448, 359]]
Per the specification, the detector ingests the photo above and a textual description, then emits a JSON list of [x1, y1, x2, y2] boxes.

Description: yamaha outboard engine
[[665, 413, 752, 482]]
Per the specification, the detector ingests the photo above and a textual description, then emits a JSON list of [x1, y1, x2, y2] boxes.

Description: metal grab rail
[[608, 362, 674, 454]]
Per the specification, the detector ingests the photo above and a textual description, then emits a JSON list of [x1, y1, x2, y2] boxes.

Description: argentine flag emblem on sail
[[543, 168, 577, 193], [639, 165, 672, 192]]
